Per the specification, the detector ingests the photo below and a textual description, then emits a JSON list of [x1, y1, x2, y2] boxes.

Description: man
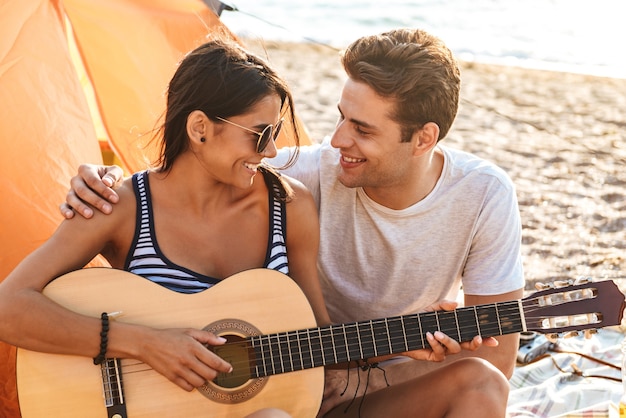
[[63, 28, 523, 416]]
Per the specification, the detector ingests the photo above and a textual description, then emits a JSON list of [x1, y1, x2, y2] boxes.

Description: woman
[[0, 38, 328, 417]]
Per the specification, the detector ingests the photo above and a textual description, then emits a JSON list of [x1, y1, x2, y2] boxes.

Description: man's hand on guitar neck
[[60, 163, 123, 219], [403, 299, 499, 362], [318, 299, 497, 417], [356, 299, 498, 365]]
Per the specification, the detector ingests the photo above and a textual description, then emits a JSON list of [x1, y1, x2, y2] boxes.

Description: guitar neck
[[248, 300, 524, 378]]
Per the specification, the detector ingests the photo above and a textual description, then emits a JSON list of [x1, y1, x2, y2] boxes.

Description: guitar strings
[[230, 294, 601, 375], [109, 292, 602, 380]]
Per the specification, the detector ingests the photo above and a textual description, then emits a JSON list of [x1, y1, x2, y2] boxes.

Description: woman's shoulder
[[281, 173, 310, 194], [118, 175, 139, 200], [102, 174, 141, 218]]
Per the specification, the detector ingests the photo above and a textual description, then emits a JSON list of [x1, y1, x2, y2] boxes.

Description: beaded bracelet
[[93, 312, 109, 365]]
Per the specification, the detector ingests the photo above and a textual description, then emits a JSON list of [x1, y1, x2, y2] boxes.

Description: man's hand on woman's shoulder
[[60, 164, 124, 219]]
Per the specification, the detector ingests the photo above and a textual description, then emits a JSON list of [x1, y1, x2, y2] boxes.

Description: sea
[[218, 0, 626, 79]]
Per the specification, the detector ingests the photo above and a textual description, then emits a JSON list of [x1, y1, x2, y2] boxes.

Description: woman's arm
[[0, 180, 232, 391]]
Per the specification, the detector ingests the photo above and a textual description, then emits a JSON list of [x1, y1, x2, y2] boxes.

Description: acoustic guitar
[[16, 268, 625, 417]]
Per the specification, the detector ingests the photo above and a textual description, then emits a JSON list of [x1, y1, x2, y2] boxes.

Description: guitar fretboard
[[248, 300, 523, 378]]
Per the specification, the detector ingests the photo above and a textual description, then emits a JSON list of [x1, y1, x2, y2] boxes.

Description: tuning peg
[[583, 329, 598, 339], [535, 282, 553, 291], [554, 280, 573, 288], [564, 331, 579, 338], [574, 276, 591, 285], [546, 334, 559, 343]]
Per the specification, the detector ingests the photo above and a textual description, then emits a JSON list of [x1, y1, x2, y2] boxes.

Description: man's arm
[[462, 289, 524, 379], [64, 143, 323, 219]]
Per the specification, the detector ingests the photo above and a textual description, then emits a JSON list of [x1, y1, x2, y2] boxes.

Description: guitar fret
[[345, 323, 361, 361], [329, 326, 338, 364], [337, 325, 348, 363], [256, 336, 267, 376], [385, 317, 406, 354], [439, 310, 460, 341], [272, 334, 281, 375], [454, 307, 479, 341], [476, 304, 511, 339], [264, 335, 271, 376], [262, 335, 271, 376], [319, 326, 337, 365], [498, 301, 524, 335], [416, 314, 425, 350], [248, 337, 256, 378], [377, 319, 388, 356], [285, 331, 294, 372], [453, 310, 461, 341], [297, 330, 304, 370], [420, 312, 440, 349], [339, 324, 351, 363], [404, 314, 424, 351], [257, 336, 267, 377], [278, 333, 290, 373], [369, 321, 377, 357], [302, 330, 312, 370], [287, 331, 302, 370], [310, 328, 323, 368], [518, 299, 528, 332], [385, 318, 393, 354], [473, 306, 481, 338], [400, 316, 409, 352], [495, 302, 502, 335], [355, 323, 364, 359], [269, 335, 276, 375], [356, 320, 373, 358], [299, 330, 310, 370], [317, 328, 325, 365]]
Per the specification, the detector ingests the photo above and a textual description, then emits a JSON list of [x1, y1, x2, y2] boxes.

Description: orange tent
[[0, 1, 307, 416]]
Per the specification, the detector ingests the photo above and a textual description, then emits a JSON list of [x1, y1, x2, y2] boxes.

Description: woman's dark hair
[[153, 37, 301, 199]]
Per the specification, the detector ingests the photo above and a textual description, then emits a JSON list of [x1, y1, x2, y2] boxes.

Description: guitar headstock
[[522, 279, 625, 336]]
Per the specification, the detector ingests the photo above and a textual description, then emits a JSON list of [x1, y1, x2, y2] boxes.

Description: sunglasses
[[216, 116, 284, 154]]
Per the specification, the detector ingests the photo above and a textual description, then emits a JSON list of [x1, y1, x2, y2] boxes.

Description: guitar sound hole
[[211, 334, 253, 389]]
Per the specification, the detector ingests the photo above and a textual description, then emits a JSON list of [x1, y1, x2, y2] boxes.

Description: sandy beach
[[243, 39, 626, 290]]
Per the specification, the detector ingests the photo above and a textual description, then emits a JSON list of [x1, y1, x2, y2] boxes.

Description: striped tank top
[[124, 170, 289, 293]]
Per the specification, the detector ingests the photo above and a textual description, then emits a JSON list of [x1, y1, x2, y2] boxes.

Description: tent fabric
[[62, 0, 235, 173], [0, 1, 103, 416]]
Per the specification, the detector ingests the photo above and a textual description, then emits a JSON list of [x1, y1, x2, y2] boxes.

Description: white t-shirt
[[272, 139, 524, 323]]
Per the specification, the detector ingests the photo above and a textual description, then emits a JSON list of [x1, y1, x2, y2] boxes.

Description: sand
[[243, 39, 626, 290]]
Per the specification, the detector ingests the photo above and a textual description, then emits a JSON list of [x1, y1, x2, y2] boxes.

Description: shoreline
[[243, 39, 626, 288]]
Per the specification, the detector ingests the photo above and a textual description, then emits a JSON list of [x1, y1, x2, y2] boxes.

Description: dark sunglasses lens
[[273, 120, 284, 140], [257, 126, 273, 153], [257, 120, 284, 153]]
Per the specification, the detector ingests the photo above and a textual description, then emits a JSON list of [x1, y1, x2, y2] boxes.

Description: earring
[[200, 137, 206, 143]]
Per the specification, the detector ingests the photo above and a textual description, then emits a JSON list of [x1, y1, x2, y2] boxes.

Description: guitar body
[[16, 268, 323, 418]]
